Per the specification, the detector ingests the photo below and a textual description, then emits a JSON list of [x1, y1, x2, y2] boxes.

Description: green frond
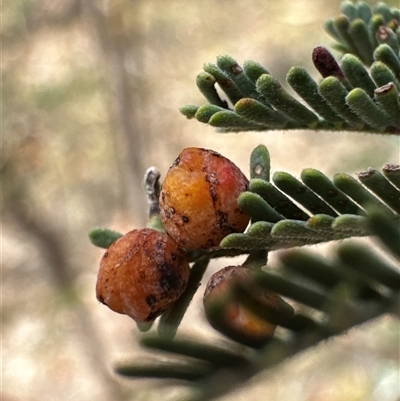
[[114, 210, 400, 401], [180, 1, 400, 134], [220, 144, 399, 252]]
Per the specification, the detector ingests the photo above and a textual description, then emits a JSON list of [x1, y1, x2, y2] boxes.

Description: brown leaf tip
[[357, 168, 377, 179], [375, 82, 395, 95], [383, 164, 400, 173]]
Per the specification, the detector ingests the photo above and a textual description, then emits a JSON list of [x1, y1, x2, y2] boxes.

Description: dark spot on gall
[[217, 210, 228, 226], [104, 252, 109, 258], [160, 271, 181, 291], [170, 207, 175, 214], [205, 238, 217, 248], [206, 172, 219, 185], [182, 215, 189, 223], [146, 295, 157, 306], [157, 263, 166, 272], [172, 157, 180, 166], [147, 309, 162, 321], [210, 188, 218, 202], [171, 253, 176, 260]]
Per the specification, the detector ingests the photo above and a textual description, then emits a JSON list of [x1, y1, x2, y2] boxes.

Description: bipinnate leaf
[[221, 148, 398, 253], [181, 1, 399, 134]]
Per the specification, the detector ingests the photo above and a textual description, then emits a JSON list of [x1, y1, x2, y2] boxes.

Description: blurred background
[[2, 0, 399, 400]]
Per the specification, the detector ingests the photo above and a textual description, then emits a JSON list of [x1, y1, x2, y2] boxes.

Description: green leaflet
[[88, 227, 123, 248]]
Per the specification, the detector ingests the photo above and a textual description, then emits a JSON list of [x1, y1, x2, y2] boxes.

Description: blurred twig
[[82, 0, 148, 225]]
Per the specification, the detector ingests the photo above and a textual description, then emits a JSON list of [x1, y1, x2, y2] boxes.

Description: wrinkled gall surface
[[160, 147, 250, 250], [96, 229, 190, 322], [204, 266, 280, 343]]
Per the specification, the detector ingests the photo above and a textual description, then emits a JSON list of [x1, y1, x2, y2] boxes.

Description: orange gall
[[203, 266, 281, 344], [96, 228, 190, 322], [159, 147, 250, 250]]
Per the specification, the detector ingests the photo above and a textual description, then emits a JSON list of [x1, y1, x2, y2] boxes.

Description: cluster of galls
[[96, 147, 279, 341]]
